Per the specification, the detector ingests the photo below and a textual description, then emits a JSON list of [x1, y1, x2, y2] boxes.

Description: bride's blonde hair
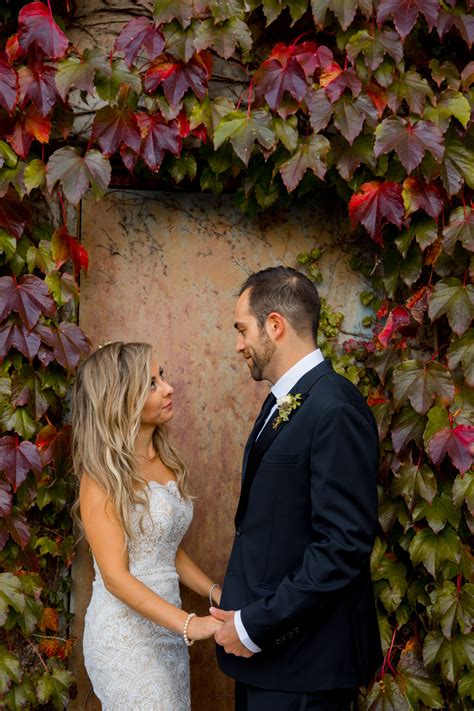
[[71, 342, 190, 541]]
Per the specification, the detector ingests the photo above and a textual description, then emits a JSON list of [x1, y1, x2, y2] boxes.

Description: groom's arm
[[239, 402, 379, 651]]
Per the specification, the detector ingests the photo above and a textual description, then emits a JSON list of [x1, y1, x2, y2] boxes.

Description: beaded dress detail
[[83, 481, 193, 711]]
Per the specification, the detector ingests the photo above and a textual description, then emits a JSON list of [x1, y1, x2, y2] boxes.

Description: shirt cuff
[[234, 610, 262, 653]]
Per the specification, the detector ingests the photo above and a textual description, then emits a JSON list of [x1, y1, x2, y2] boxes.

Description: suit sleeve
[[240, 402, 379, 650]]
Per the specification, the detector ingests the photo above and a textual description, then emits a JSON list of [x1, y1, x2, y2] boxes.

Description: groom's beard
[[248, 334, 276, 381]]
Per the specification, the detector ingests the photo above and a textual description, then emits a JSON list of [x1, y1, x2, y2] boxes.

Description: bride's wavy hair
[[71, 342, 190, 541]]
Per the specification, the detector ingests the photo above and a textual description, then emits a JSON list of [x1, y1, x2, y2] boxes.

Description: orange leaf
[[39, 637, 60, 657], [57, 637, 76, 660], [320, 62, 343, 87], [39, 606, 59, 632], [24, 106, 51, 143]]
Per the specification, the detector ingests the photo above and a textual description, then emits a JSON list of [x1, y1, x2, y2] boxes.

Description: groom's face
[[234, 289, 276, 382]]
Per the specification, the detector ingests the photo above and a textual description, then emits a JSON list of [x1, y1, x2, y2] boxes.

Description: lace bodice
[[84, 480, 193, 710]]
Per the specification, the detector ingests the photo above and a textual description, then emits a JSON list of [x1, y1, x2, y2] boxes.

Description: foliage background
[[0, 0, 473, 708]]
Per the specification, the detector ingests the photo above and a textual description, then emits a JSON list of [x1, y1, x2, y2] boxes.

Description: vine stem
[[380, 624, 398, 678], [456, 574, 463, 595], [46, 0, 53, 17], [58, 188, 68, 225], [20, 632, 48, 673]]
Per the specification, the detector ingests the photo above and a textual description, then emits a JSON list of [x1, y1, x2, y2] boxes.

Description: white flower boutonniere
[[272, 393, 303, 430]]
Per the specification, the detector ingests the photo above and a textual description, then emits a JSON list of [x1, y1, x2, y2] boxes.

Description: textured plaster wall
[[70, 190, 367, 710]]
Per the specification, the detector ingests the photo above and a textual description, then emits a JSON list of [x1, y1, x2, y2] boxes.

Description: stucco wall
[[70, 190, 367, 710]]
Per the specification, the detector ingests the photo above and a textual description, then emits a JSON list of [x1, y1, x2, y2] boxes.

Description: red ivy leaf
[[36, 423, 70, 468], [0, 436, 42, 491], [254, 56, 307, 112], [0, 480, 12, 518], [144, 55, 209, 107], [0, 60, 17, 113], [0, 187, 32, 238], [349, 181, 404, 244], [320, 64, 362, 103], [366, 82, 388, 119], [51, 226, 88, 276], [403, 178, 445, 219], [429, 425, 474, 474], [5, 34, 25, 63], [377, 0, 439, 41], [35, 322, 89, 370], [18, 62, 58, 116], [177, 109, 191, 137], [0, 274, 56, 329], [92, 106, 141, 156], [18, 2, 69, 59], [374, 117, 444, 173], [378, 306, 411, 347], [115, 17, 165, 68], [120, 145, 138, 173], [8, 105, 51, 159], [0, 320, 42, 361], [7, 509, 30, 548], [136, 112, 181, 172], [46, 146, 111, 205]]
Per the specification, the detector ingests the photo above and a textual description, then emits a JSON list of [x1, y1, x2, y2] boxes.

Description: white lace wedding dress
[[83, 481, 193, 710]]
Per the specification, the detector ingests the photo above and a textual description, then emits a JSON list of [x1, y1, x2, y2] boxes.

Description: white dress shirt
[[234, 348, 325, 653]]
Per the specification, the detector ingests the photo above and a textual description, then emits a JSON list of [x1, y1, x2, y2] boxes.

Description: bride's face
[[140, 358, 174, 426]]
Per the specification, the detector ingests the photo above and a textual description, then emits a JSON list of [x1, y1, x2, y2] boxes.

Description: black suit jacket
[[217, 360, 383, 692]]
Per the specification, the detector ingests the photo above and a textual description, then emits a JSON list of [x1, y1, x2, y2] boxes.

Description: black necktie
[[251, 392, 277, 444]]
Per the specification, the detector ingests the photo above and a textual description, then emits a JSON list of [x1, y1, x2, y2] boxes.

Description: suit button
[[236, 527, 242, 536]]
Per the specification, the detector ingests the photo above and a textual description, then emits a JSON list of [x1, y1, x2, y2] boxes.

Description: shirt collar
[[271, 349, 324, 400]]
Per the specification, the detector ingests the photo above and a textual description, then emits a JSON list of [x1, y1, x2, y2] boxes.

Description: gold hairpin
[[97, 341, 113, 350]]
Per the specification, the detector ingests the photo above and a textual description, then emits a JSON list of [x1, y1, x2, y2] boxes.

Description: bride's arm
[[176, 547, 222, 606], [80, 473, 221, 640]]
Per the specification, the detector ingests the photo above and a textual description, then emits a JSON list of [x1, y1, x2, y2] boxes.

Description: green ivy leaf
[[0, 573, 25, 627], [442, 206, 474, 255], [393, 360, 455, 415], [391, 462, 437, 511], [45, 271, 79, 307], [46, 147, 111, 205], [214, 110, 275, 166], [413, 489, 461, 534], [365, 672, 410, 710], [428, 278, 474, 337], [0, 646, 21, 695], [279, 134, 330, 191], [387, 69, 434, 115], [431, 581, 474, 638], [272, 116, 298, 152], [391, 406, 426, 453], [423, 631, 474, 684], [168, 153, 197, 183], [409, 525, 461, 577], [345, 28, 403, 71], [372, 550, 408, 612], [397, 650, 445, 709], [5, 406, 37, 440], [194, 18, 252, 58], [452, 471, 474, 516], [448, 329, 474, 387], [209, 0, 245, 22], [154, 0, 194, 28], [163, 19, 197, 62], [0, 229, 17, 262], [4, 675, 36, 708], [458, 670, 474, 701], [95, 58, 142, 100], [36, 668, 75, 707], [441, 135, 474, 196], [23, 159, 46, 194]]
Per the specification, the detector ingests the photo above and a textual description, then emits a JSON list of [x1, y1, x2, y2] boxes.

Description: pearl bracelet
[[183, 612, 196, 647], [209, 583, 221, 608]]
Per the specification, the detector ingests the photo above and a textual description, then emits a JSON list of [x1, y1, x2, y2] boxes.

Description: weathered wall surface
[[70, 190, 367, 710]]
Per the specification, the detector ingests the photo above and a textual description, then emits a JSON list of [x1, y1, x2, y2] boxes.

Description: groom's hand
[[210, 607, 254, 658]]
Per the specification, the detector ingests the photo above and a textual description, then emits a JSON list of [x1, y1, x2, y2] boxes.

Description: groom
[[211, 267, 382, 710]]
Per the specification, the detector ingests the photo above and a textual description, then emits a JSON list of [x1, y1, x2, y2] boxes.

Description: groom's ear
[[265, 312, 285, 341]]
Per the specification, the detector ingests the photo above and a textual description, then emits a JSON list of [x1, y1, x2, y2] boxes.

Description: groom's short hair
[[239, 266, 320, 343]]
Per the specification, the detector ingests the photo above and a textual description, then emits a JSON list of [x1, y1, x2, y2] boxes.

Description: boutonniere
[[272, 393, 303, 429]]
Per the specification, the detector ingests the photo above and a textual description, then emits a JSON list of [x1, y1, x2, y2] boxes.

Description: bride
[[71, 342, 223, 710]]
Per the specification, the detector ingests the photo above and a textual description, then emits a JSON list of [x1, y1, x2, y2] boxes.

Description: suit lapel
[[236, 359, 334, 525]]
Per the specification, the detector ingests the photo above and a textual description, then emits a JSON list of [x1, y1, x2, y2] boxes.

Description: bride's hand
[[187, 614, 223, 641]]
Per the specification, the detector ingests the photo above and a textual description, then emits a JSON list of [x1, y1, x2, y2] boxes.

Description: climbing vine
[[0, 0, 473, 707]]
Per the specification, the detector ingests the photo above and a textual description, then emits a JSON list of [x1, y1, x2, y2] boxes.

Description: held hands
[[187, 614, 223, 641], [209, 607, 254, 658]]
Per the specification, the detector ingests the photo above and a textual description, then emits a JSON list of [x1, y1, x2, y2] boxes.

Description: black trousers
[[235, 681, 357, 711]]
